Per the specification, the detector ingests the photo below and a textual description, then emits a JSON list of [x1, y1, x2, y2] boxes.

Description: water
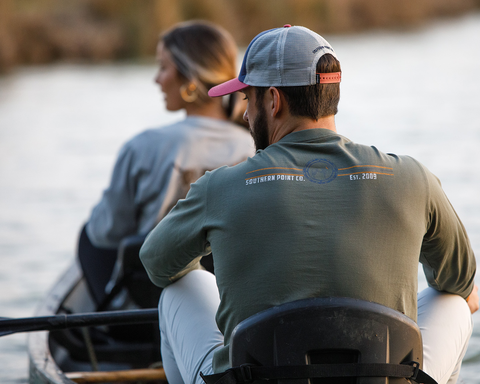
[[0, 13, 479, 383]]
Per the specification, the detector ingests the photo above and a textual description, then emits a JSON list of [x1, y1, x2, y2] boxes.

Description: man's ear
[[267, 87, 283, 118]]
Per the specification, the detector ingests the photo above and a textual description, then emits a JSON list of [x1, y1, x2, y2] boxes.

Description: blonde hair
[[161, 20, 245, 124]]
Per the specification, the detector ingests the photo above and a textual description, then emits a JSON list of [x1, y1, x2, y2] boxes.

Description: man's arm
[[467, 285, 479, 314], [140, 173, 212, 288], [420, 168, 476, 300]]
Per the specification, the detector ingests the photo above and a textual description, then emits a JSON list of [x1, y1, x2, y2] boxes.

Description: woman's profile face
[[155, 43, 186, 111]]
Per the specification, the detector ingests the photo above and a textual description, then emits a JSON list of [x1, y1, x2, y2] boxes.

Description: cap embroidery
[[313, 45, 335, 54]]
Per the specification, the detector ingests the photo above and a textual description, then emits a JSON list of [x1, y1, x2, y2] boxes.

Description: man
[[140, 25, 478, 384]]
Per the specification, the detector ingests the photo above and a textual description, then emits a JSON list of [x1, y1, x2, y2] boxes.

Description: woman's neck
[[185, 99, 228, 120]]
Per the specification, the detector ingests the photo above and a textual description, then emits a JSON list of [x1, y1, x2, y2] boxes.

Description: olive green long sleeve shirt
[[140, 128, 476, 373]]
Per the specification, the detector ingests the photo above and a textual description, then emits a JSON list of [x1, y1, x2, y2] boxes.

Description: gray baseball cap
[[209, 24, 341, 97]]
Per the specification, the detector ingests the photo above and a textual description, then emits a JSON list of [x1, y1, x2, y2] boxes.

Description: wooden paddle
[[65, 367, 166, 383], [0, 308, 158, 337]]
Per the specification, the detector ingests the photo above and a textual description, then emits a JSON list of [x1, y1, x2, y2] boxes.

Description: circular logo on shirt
[[303, 159, 338, 184]]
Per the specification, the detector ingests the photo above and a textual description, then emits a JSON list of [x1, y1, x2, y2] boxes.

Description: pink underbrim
[[208, 78, 250, 97]]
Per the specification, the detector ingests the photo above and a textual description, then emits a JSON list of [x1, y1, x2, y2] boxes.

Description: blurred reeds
[[0, 0, 479, 72]]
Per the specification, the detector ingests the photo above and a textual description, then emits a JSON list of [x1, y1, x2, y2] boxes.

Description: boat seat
[[100, 234, 162, 310], [203, 297, 435, 384], [100, 234, 215, 310]]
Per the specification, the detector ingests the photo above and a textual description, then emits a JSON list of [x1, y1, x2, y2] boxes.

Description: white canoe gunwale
[[28, 262, 82, 384], [27, 260, 162, 384]]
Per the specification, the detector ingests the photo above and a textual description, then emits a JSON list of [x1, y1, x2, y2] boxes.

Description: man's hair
[[255, 53, 341, 120]]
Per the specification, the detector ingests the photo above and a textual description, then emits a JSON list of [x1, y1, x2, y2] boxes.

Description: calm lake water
[[1, 13, 480, 383]]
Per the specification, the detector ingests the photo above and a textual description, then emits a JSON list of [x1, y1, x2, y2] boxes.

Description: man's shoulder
[[199, 155, 264, 189], [363, 148, 434, 187], [206, 157, 252, 178], [382, 152, 428, 174], [349, 142, 425, 168]]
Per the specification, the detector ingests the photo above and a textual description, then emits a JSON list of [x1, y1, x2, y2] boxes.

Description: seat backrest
[[230, 297, 423, 384], [102, 234, 162, 309], [102, 236, 215, 310]]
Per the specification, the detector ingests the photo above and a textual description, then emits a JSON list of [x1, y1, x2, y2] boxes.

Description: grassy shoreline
[[1, 0, 479, 72]]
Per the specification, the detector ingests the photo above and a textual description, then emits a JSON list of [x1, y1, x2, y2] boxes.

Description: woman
[[78, 21, 254, 306]]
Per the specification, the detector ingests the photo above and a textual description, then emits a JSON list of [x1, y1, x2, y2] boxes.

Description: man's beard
[[251, 104, 270, 151]]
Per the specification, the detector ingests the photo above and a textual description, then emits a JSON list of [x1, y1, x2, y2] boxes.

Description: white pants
[[418, 287, 473, 384], [159, 270, 473, 384]]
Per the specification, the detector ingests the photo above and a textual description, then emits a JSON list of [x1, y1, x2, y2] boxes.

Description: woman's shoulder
[[196, 116, 249, 133], [122, 117, 252, 156], [126, 120, 189, 146]]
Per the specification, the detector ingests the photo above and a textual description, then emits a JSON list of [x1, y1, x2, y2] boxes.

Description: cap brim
[[208, 78, 250, 97]]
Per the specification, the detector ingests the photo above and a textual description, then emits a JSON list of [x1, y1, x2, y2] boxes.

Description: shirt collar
[[277, 128, 345, 144]]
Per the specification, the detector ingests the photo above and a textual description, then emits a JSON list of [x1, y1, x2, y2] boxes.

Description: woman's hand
[[467, 284, 479, 314]]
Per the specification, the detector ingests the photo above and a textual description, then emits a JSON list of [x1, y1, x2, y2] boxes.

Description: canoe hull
[[28, 262, 83, 384], [27, 260, 161, 384]]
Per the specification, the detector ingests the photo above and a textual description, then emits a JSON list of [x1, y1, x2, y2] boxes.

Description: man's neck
[[269, 115, 336, 145]]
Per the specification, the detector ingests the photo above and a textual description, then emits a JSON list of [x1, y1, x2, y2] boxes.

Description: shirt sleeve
[[86, 141, 139, 248], [420, 168, 476, 299], [139, 172, 212, 288]]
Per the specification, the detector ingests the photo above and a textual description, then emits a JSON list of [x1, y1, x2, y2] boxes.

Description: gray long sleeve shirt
[[87, 116, 254, 248]]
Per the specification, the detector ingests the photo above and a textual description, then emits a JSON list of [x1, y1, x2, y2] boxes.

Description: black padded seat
[[225, 297, 427, 384]]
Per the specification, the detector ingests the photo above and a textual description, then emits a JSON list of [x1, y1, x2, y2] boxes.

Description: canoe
[[27, 260, 164, 384], [26, 258, 428, 384]]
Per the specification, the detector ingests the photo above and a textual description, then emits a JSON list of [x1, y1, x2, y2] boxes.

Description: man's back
[[141, 127, 474, 372], [192, 128, 473, 371]]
